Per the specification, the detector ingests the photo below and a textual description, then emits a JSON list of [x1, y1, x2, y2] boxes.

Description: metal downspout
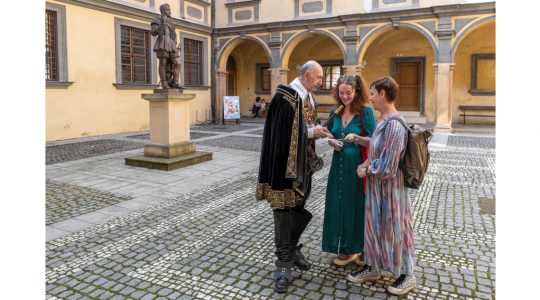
[[210, 0, 216, 122]]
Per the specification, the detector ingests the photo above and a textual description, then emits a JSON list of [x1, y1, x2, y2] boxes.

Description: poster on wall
[[223, 96, 240, 120]]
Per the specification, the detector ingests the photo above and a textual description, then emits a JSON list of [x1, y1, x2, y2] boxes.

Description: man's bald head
[[299, 61, 323, 92]]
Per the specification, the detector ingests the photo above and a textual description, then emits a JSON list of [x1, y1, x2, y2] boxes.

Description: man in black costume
[[256, 61, 333, 292]]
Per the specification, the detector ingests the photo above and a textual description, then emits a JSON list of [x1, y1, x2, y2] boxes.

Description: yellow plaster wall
[[46, 1, 211, 141], [286, 35, 345, 106], [360, 27, 436, 120], [332, 0, 367, 15], [229, 42, 270, 116], [452, 23, 495, 125], [215, 0, 229, 28]]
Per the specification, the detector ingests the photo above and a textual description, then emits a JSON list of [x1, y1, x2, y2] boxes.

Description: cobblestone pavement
[[191, 125, 262, 133], [46, 181, 134, 226], [197, 136, 264, 152], [447, 137, 495, 149], [47, 140, 147, 165], [45, 132, 495, 300]]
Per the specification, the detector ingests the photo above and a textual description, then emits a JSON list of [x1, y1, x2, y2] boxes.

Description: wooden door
[[226, 56, 237, 96], [226, 71, 236, 96], [396, 62, 421, 111]]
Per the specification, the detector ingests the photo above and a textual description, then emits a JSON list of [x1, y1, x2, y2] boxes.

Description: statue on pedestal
[[151, 3, 184, 89]]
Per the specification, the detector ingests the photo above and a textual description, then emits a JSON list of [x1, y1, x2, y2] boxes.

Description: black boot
[[273, 210, 294, 293], [289, 209, 313, 270], [273, 265, 293, 293]]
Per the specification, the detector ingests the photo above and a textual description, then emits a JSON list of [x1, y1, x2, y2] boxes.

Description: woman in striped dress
[[347, 76, 416, 296]]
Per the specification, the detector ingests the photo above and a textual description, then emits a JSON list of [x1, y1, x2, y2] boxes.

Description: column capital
[[342, 65, 363, 76], [390, 17, 401, 30], [268, 41, 282, 48], [343, 35, 359, 43], [435, 29, 455, 40]]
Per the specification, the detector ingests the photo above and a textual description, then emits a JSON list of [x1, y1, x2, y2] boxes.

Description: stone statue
[[151, 3, 184, 89]]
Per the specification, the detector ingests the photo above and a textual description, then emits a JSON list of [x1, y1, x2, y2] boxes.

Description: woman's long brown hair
[[332, 75, 370, 116]]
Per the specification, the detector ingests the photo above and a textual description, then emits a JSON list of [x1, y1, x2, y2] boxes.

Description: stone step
[[404, 116, 427, 124], [400, 111, 421, 117]]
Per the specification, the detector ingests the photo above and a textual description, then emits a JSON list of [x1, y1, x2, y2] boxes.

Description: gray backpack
[[387, 117, 433, 189]]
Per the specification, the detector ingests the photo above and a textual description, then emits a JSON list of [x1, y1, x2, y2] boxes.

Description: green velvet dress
[[322, 106, 376, 255]]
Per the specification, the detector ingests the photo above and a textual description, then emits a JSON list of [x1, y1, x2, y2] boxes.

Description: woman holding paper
[[322, 75, 375, 266]]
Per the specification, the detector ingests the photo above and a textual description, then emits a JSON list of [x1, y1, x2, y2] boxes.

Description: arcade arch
[[218, 39, 271, 117], [451, 20, 496, 125], [285, 34, 345, 106], [361, 26, 437, 121]]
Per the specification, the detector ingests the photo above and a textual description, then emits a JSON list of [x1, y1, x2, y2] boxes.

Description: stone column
[[269, 68, 289, 98], [342, 65, 363, 76], [215, 69, 228, 124], [433, 63, 455, 133]]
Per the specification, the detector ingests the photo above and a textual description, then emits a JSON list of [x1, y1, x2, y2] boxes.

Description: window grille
[[120, 27, 149, 83], [46, 11, 57, 81], [184, 39, 202, 85]]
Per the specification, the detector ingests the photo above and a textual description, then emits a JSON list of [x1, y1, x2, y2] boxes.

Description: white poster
[[223, 96, 240, 120]]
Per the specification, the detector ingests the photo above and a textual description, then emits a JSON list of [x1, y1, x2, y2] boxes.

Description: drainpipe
[[210, 0, 216, 122]]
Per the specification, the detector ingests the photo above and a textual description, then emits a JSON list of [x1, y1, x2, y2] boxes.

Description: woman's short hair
[[332, 75, 370, 116], [255, 97, 261, 102], [370, 76, 398, 102]]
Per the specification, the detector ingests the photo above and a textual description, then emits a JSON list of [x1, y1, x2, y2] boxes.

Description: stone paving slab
[[191, 124, 262, 133], [126, 132, 220, 141], [196, 136, 265, 152]]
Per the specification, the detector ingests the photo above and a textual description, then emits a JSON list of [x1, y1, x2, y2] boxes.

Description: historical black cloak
[[256, 85, 312, 209]]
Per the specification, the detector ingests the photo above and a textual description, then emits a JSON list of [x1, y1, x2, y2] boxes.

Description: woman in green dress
[[322, 75, 376, 266]]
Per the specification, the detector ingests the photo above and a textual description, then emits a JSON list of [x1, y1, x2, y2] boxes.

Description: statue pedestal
[[125, 92, 212, 171]]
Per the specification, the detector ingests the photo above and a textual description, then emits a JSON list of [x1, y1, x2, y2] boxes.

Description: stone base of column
[[125, 151, 213, 171], [434, 125, 454, 134], [144, 141, 196, 159]]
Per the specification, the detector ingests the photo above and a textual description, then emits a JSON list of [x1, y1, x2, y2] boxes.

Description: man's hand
[[313, 125, 333, 139]]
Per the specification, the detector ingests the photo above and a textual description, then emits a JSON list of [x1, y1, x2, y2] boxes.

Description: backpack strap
[[385, 117, 413, 180]]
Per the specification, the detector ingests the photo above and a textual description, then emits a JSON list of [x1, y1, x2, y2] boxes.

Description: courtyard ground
[[45, 123, 495, 300]]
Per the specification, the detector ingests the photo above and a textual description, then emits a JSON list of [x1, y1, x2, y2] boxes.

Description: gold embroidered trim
[[255, 183, 304, 209], [277, 87, 298, 101], [285, 99, 300, 178], [302, 94, 317, 126]]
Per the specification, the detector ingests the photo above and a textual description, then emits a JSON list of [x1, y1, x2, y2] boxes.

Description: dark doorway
[[226, 56, 237, 96]]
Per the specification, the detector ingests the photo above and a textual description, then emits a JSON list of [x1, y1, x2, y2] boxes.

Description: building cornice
[[214, 2, 495, 37], [49, 0, 213, 35]]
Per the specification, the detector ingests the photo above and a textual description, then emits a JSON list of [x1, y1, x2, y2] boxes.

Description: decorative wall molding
[[226, 0, 260, 26], [294, 0, 333, 20], [49, 0, 212, 35], [470, 53, 495, 96], [215, 2, 495, 37]]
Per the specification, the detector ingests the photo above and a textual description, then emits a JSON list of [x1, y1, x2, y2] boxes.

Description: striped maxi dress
[[364, 114, 415, 277]]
